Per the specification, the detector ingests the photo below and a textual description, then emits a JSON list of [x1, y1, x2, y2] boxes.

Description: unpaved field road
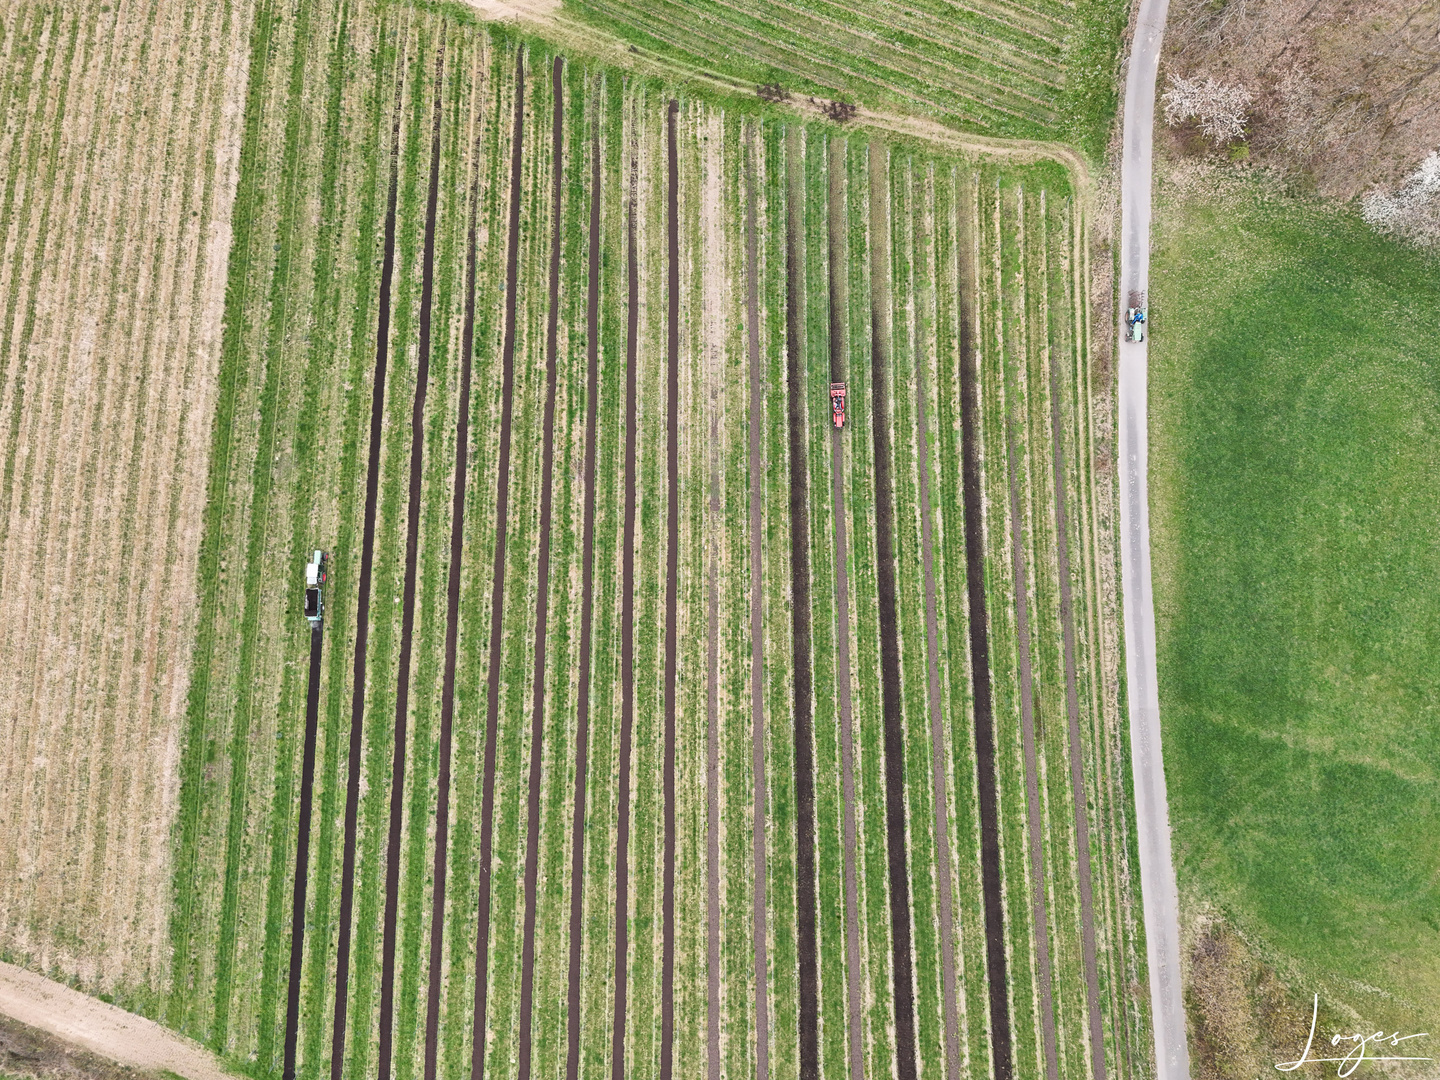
[[1118, 0, 1190, 1075], [0, 963, 236, 1080]]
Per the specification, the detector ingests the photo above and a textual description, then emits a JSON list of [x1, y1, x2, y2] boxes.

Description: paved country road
[[1117, 0, 1191, 1077]]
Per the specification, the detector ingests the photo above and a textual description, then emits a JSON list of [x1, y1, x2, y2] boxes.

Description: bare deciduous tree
[[1162, 73, 1254, 142]]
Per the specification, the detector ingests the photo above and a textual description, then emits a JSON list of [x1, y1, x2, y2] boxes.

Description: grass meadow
[[1149, 175, 1440, 1033]]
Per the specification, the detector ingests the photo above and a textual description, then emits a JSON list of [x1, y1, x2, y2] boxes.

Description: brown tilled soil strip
[[783, 125, 820, 1080], [332, 33, 408, 1080], [866, 140, 918, 1080], [659, 94, 680, 1080], [1048, 211, 1108, 1080], [517, 54, 564, 1080], [743, 127, 771, 1080], [422, 40, 486, 1080], [471, 45, 526, 1080], [564, 106, 602, 1080], [378, 30, 446, 1080], [956, 174, 1013, 1080], [824, 135, 865, 1080], [610, 139, 639, 1080], [909, 169, 963, 1080], [283, 625, 324, 1080]]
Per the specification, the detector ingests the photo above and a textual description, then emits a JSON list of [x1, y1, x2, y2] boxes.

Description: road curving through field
[[1118, 0, 1188, 1074]]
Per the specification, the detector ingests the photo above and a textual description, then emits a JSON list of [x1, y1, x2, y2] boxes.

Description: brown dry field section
[[0, 0, 249, 995]]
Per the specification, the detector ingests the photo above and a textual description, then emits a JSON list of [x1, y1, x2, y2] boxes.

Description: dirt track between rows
[[281, 625, 324, 1080], [659, 95, 681, 1080], [1048, 274, 1109, 1080], [743, 133, 771, 1080], [783, 125, 820, 1080], [471, 46, 526, 1080], [517, 55, 565, 1080], [824, 135, 865, 1080], [609, 143, 640, 1080], [378, 34, 447, 1080], [331, 39, 408, 1080], [422, 47, 485, 1078], [1003, 410, 1060, 1080], [564, 117, 603, 1080], [955, 179, 1014, 1080], [866, 140, 917, 1080]]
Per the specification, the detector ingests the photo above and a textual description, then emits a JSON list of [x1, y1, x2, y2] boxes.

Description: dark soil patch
[[0, 1016, 162, 1080]]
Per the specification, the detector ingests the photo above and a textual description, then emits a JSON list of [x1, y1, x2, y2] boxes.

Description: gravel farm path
[[1117, 0, 1190, 1075], [0, 962, 237, 1080]]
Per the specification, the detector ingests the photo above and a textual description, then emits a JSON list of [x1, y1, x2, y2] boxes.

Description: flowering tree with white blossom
[[1361, 152, 1440, 249], [1162, 73, 1253, 142]]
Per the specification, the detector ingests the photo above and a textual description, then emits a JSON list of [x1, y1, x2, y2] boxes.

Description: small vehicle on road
[[1126, 306, 1146, 342], [830, 382, 847, 428], [305, 550, 327, 629]]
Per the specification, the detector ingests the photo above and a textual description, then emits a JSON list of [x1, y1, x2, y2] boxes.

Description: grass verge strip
[[378, 33, 446, 1079], [332, 35, 407, 1078], [423, 42, 485, 1080], [518, 53, 564, 1080], [470, 45, 525, 1080], [866, 139, 918, 1080]]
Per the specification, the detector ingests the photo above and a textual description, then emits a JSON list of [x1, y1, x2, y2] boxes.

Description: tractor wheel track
[[281, 625, 323, 1080]]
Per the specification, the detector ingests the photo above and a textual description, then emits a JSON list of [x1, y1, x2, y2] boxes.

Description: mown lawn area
[[1149, 175, 1440, 1029]]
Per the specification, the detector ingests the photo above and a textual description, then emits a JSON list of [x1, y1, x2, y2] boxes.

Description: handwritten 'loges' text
[[1276, 995, 1430, 1076]]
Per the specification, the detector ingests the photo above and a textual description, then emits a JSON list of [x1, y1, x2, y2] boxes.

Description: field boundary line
[[378, 27, 446, 1080]]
